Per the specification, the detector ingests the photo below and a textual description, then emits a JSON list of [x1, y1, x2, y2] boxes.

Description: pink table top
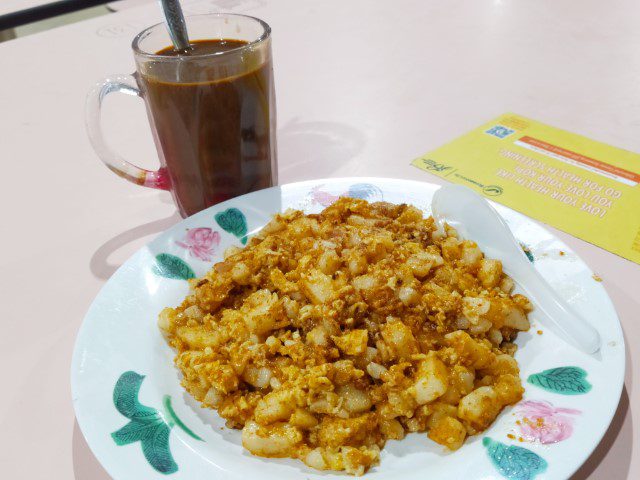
[[0, 0, 636, 478]]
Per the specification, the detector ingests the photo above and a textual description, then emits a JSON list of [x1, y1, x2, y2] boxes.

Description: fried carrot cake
[[158, 198, 531, 475]]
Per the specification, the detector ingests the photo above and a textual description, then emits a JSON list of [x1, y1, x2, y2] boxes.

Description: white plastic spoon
[[431, 184, 601, 354]]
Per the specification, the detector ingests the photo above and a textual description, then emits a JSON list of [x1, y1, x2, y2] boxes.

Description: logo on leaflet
[[485, 125, 515, 139], [421, 159, 452, 172], [482, 185, 504, 196]]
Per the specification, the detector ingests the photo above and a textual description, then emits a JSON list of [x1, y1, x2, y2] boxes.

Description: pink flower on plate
[[515, 400, 581, 444], [175, 228, 220, 262], [310, 185, 341, 207]]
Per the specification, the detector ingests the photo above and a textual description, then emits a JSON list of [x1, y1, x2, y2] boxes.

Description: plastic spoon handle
[[507, 251, 601, 354]]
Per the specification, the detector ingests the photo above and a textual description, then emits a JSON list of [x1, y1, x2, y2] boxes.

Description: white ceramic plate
[[71, 178, 625, 480]]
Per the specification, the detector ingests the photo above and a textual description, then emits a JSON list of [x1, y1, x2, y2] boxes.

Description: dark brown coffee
[[140, 39, 275, 217]]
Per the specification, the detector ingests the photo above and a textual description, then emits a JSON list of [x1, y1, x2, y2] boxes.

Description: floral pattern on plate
[[152, 253, 195, 281], [215, 208, 248, 245], [176, 228, 221, 262], [527, 366, 592, 395], [309, 183, 384, 206], [483, 437, 548, 480], [111, 371, 203, 475], [514, 400, 581, 444]]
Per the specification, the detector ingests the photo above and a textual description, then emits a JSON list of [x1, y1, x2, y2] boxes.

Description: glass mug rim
[[131, 13, 272, 60]]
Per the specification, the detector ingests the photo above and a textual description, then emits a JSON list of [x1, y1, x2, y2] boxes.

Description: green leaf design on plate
[[215, 208, 248, 245], [153, 253, 195, 280], [111, 371, 177, 474], [483, 437, 548, 480], [527, 366, 592, 395], [162, 395, 203, 441]]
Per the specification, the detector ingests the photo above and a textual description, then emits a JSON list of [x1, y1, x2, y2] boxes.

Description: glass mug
[[86, 14, 277, 218]]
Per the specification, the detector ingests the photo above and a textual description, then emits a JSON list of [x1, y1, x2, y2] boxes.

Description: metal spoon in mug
[[431, 184, 601, 354], [159, 0, 191, 52]]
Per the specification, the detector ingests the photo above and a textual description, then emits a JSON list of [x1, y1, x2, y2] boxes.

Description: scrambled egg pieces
[[159, 198, 531, 475]]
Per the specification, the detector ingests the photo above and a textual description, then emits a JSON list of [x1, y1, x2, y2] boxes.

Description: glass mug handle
[[85, 74, 170, 190]]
